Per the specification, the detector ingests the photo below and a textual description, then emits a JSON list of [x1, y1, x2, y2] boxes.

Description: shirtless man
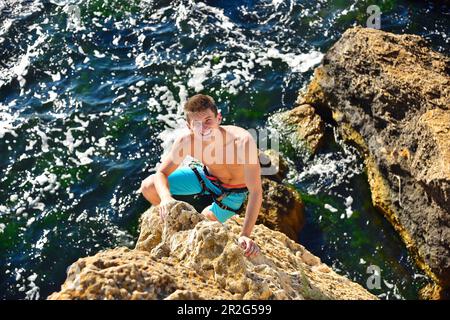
[[140, 94, 262, 258]]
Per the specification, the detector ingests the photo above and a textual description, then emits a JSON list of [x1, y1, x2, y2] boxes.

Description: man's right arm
[[154, 134, 191, 218]]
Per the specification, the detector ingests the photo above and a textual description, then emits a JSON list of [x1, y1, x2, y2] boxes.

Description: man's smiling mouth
[[201, 129, 212, 137]]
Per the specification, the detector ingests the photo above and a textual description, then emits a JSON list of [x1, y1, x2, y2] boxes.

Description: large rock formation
[[268, 104, 325, 156], [297, 27, 449, 288], [48, 201, 376, 300]]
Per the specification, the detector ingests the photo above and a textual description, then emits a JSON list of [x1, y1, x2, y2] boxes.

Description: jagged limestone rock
[[269, 104, 325, 157], [48, 201, 376, 300], [297, 26, 450, 289]]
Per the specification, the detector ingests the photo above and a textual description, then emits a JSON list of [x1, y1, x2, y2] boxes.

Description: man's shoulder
[[222, 126, 257, 155], [222, 125, 253, 139], [173, 129, 193, 145]]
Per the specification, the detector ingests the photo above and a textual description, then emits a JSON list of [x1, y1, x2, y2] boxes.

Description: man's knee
[[140, 174, 156, 194], [201, 207, 218, 221], [140, 174, 162, 206]]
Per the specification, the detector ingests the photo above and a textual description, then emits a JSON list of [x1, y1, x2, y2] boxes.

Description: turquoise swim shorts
[[167, 165, 248, 223]]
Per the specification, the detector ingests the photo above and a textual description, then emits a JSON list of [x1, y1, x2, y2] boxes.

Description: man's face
[[187, 109, 221, 138]]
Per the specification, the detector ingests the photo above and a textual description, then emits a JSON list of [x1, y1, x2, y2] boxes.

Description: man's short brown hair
[[184, 94, 218, 118]]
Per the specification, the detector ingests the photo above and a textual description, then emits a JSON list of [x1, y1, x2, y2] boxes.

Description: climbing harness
[[188, 160, 248, 213]]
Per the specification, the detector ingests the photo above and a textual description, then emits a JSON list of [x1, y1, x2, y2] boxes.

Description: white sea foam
[[187, 64, 211, 92], [93, 50, 106, 58], [36, 173, 49, 185], [75, 147, 95, 165], [26, 217, 35, 227], [7, 27, 48, 90], [265, 47, 323, 73], [344, 196, 354, 218], [35, 127, 49, 153], [0, 110, 19, 139], [96, 136, 111, 148], [345, 206, 353, 218], [324, 204, 338, 213], [24, 275, 40, 300], [284, 129, 364, 194], [112, 34, 121, 46], [34, 230, 50, 251], [44, 71, 61, 82], [344, 196, 353, 207]]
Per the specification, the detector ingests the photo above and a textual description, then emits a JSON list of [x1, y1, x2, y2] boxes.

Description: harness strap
[[213, 197, 245, 213], [189, 162, 247, 214], [203, 166, 248, 193], [190, 163, 207, 194]]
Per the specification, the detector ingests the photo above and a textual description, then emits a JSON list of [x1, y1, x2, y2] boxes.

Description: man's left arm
[[241, 163, 262, 238], [239, 135, 262, 257]]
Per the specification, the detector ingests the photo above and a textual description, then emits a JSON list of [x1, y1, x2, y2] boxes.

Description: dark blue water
[[0, 0, 448, 299]]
